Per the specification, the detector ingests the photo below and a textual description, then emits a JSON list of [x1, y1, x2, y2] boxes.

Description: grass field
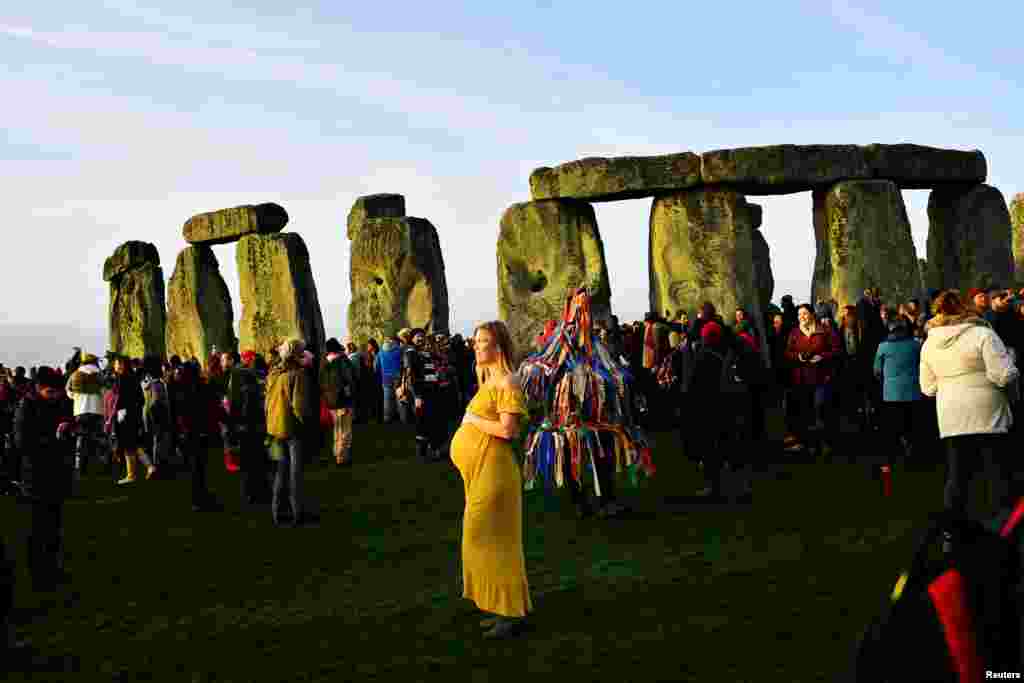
[[0, 419, 982, 682]]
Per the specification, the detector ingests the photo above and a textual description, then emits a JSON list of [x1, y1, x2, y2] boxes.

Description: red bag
[[319, 398, 333, 430], [223, 450, 241, 473]]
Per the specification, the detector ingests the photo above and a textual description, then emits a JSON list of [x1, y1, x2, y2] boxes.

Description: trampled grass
[[1, 421, 966, 682]]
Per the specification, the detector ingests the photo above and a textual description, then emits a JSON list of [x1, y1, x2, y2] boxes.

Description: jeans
[[943, 433, 1016, 517], [74, 414, 103, 475], [381, 382, 399, 424], [272, 438, 304, 522]]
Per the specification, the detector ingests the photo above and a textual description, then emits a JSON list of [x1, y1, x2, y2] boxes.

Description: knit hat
[[410, 328, 425, 338], [240, 350, 257, 366], [324, 338, 343, 354], [968, 287, 985, 301], [81, 353, 99, 366], [700, 321, 723, 346]]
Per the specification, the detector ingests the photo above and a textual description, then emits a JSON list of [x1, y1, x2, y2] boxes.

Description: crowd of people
[[2, 283, 1024, 647]]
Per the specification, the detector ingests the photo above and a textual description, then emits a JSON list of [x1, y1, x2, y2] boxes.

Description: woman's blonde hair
[[473, 320, 516, 387]]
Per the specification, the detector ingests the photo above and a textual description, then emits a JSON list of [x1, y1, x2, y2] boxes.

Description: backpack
[[236, 370, 266, 433], [143, 377, 170, 431], [321, 356, 354, 410], [852, 500, 1024, 682]]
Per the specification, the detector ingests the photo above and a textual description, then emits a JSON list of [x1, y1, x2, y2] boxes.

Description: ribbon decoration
[[518, 287, 655, 497]]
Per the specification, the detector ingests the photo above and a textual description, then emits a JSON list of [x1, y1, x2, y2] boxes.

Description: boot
[[118, 452, 137, 485], [483, 616, 526, 639]]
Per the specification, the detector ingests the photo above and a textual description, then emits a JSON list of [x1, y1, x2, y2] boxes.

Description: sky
[[2, 1, 1022, 368]]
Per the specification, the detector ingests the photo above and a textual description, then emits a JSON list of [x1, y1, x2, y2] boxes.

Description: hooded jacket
[[66, 363, 104, 417], [265, 358, 309, 440], [920, 316, 1018, 438], [374, 341, 404, 385], [873, 328, 922, 402]]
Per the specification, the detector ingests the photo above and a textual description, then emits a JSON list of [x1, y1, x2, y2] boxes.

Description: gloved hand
[[117, 409, 127, 423]]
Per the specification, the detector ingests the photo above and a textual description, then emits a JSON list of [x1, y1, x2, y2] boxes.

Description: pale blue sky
[[2, 1, 1022, 367]]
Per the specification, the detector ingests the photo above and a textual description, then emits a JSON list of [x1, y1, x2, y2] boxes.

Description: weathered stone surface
[[183, 203, 288, 246], [346, 194, 406, 240], [529, 153, 701, 202], [237, 233, 326, 357], [864, 144, 986, 190], [700, 145, 871, 195], [498, 200, 611, 359], [1011, 193, 1024, 285], [813, 180, 921, 311], [166, 246, 237, 362], [648, 188, 765, 346], [109, 262, 166, 359], [103, 241, 159, 282], [347, 215, 449, 346], [747, 202, 773, 314], [927, 184, 1013, 292]]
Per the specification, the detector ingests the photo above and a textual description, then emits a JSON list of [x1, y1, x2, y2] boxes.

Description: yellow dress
[[450, 379, 532, 617]]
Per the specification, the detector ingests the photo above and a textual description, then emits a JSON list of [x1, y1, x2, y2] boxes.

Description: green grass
[[0, 421, 977, 682]]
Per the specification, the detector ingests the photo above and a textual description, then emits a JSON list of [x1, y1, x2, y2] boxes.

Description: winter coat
[[873, 333, 922, 402], [14, 394, 74, 503], [374, 343, 404, 385], [784, 325, 838, 387], [65, 364, 104, 417], [265, 359, 309, 440], [320, 353, 355, 410], [920, 318, 1018, 438]]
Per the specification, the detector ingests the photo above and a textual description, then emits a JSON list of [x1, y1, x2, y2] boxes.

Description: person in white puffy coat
[[920, 290, 1020, 516]]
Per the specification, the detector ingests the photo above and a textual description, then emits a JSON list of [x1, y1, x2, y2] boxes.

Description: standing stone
[[166, 245, 237, 361], [927, 184, 1013, 293], [106, 241, 166, 359], [810, 188, 833, 305], [347, 194, 407, 239], [347, 213, 449, 346], [649, 188, 765, 346], [237, 233, 325, 358], [498, 200, 611, 359], [183, 203, 289, 246], [1011, 193, 1024, 285], [919, 259, 930, 295], [748, 201, 774, 315], [813, 180, 921, 311]]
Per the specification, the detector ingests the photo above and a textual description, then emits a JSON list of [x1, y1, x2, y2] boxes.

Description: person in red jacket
[[783, 304, 838, 454]]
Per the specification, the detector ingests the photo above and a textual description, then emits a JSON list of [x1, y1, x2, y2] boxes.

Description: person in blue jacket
[[873, 318, 923, 467], [374, 337, 405, 424]]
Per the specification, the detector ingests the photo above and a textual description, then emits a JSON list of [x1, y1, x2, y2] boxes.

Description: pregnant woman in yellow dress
[[450, 320, 532, 639]]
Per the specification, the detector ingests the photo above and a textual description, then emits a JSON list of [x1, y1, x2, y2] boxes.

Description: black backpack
[[852, 500, 1024, 682]]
